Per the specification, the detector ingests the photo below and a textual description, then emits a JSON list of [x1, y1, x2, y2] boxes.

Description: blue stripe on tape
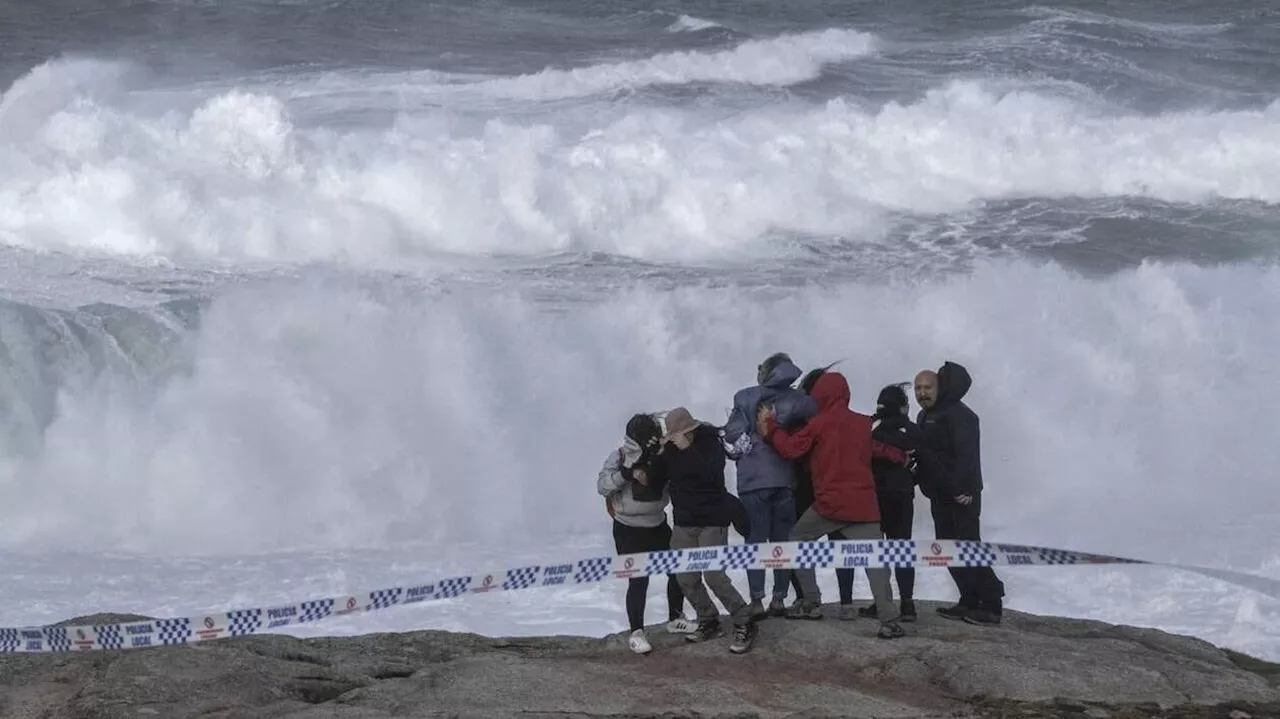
[[0, 539, 1274, 653]]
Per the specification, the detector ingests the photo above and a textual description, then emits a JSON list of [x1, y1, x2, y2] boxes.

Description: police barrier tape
[[2, 538, 1277, 653]]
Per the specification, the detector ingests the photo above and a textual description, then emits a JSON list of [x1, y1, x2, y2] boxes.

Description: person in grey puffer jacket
[[597, 412, 694, 654], [722, 352, 818, 617]]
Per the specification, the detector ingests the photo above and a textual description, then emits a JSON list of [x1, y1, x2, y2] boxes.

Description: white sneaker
[[628, 629, 652, 654], [665, 617, 696, 634]]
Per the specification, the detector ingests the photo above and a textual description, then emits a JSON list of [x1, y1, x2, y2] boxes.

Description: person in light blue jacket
[[722, 352, 818, 618]]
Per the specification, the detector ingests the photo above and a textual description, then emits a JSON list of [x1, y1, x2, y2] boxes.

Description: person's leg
[[670, 526, 717, 625], [951, 493, 1005, 624], [625, 577, 650, 632], [697, 526, 750, 626], [738, 489, 772, 611], [786, 508, 849, 618], [769, 488, 797, 605], [829, 529, 856, 617], [782, 475, 814, 614], [840, 522, 899, 625], [666, 575, 686, 622], [647, 520, 692, 632], [932, 498, 976, 618], [881, 492, 916, 604], [613, 521, 651, 631]]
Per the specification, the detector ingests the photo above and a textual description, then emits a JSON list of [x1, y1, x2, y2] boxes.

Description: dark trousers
[[878, 491, 916, 601], [740, 487, 796, 601], [613, 520, 685, 631], [930, 492, 1005, 611]]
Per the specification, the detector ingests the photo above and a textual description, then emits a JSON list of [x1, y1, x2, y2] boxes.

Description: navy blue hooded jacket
[[722, 355, 817, 494]]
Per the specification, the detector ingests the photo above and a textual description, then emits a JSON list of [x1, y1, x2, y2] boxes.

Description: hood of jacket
[[811, 371, 851, 413], [761, 356, 803, 390], [936, 361, 972, 407]]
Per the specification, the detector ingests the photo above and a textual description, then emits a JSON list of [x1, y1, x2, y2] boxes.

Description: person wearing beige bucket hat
[[645, 406, 759, 654]]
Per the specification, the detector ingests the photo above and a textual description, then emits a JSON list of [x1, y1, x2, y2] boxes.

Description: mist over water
[[2, 262, 1276, 568], [1, 0, 1278, 658]]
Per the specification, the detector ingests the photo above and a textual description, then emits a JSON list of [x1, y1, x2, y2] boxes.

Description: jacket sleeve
[[872, 440, 907, 465], [763, 417, 818, 460], [596, 449, 626, 497], [949, 412, 981, 494], [722, 389, 752, 444], [645, 444, 675, 492], [773, 390, 818, 430]]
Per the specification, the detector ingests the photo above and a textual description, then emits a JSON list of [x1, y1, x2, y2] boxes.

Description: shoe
[[840, 604, 859, 621], [785, 601, 823, 620], [877, 621, 906, 640], [748, 599, 767, 621], [666, 617, 696, 634], [685, 618, 724, 643], [937, 603, 970, 621], [856, 604, 878, 619], [729, 621, 758, 654], [767, 598, 787, 617], [628, 629, 652, 654], [900, 600, 917, 623], [963, 609, 1002, 626]]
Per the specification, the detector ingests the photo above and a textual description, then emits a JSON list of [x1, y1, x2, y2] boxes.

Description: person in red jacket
[[756, 370, 906, 640]]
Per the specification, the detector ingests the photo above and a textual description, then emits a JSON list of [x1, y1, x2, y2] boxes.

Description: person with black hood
[[855, 383, 926, 622], [915, 361, 1006, 626]]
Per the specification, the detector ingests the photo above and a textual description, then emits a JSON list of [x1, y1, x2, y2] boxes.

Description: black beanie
[[875, 384, 909, 419], [625, 413, 661, 446]]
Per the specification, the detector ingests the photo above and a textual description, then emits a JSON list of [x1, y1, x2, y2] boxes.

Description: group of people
[[595, 354, 1007, 655]]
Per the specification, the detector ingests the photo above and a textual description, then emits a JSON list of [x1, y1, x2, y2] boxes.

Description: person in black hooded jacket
[[915, 361, 1006, 625], [854, 383, 927, 622]]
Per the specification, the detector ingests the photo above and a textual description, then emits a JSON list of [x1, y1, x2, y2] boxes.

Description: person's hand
[[755, 403, 775, 437], [633, 467, 650, 486], [606, 496, 616, 517], [955, 494, 973, 506]]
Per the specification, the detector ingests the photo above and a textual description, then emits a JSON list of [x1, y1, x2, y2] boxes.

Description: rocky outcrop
[[0, 601, 1276, 718]]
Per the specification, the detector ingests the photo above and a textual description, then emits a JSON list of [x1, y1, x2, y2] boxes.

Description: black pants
[[930, 492, 1005, 611], [878, 491, 916, 601], [613, 520, 685, 631]]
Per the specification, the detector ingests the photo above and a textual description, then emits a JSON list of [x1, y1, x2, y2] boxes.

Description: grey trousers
[[788, 508, 900, 624], [671, 525, 751, 627]]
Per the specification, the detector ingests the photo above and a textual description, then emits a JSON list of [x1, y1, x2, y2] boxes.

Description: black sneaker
[[963, 609, 1002, 626], [857, 604, 878, 619], [900, 600, 917, 622], [936, 603, 970, 621], [685, 618, 724, 643], [729, 621, 758, 654]]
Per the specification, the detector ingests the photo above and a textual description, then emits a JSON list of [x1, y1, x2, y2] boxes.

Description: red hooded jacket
[[763, 372, 906, 524]]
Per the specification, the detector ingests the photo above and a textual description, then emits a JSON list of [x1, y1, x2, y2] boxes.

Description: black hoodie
[[648, 424, 734, 528], [916, 361, 983, 497], [871, 413, 924, 494]]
